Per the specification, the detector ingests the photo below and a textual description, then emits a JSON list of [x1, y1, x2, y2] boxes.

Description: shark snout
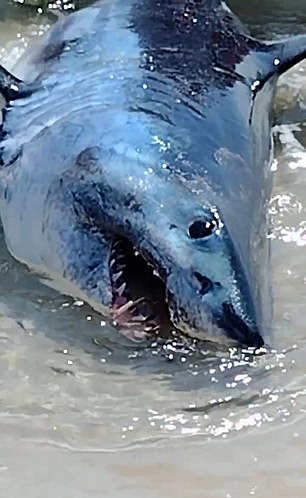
[[166, 266, 264, 348], [218, 302, 264, 348]]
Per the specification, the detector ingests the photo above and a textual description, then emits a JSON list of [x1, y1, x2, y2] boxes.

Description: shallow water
[[0, 1, 306, 497]]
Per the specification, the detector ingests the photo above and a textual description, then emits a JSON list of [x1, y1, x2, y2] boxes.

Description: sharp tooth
[[130, 315, 147, 323], [112, 299, 135, 317], [112, 271, 123, 282], [110, 259, 116, 268], [117, 282, 126, 295], [153, 269, 160, 277]]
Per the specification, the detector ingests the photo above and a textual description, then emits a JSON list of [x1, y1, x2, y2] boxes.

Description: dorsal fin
[[0, 64, 35, 102]]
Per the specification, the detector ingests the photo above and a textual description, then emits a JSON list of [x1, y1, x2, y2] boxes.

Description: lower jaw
[[110, 297, 175, 342]]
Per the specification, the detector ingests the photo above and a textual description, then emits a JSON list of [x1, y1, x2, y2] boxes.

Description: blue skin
[[0, 0, 306, 347]]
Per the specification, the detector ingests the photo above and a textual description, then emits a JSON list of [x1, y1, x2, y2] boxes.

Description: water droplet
[[251, 80, 261, 91]]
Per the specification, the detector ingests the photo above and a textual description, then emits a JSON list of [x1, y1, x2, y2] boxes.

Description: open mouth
[[109, 237, 171, 340], [107, 238, 264, 348]]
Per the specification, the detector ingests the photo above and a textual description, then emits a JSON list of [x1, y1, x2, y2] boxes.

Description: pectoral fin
[[267, 35, 306, 78], [0, 64, 35, 101], [247, 34, 306, 89], [245, 34, 306, 124]]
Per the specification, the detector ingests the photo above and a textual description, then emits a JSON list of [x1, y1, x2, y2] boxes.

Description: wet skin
[[0, 0, 306, 347]]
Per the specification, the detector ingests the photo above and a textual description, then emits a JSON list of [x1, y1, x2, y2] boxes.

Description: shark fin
[[0, 64, 35, 101], [246, 34, 306, 88]]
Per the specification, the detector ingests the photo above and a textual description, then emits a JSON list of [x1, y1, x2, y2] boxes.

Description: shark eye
[[188, 219, 216, 239]]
